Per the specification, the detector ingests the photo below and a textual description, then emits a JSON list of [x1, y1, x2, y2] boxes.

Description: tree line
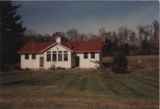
[[24, 20, 159, 56]]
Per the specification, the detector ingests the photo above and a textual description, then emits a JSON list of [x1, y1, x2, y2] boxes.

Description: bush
[[112, 52, 128, 73]]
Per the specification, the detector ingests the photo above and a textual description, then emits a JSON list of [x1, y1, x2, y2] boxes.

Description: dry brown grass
[[127, 55, 158, 61], [0, 97, 158, 107], [103, 55, 159, 62], [103, 55, 159, 70], [128, 61, 158, 70]]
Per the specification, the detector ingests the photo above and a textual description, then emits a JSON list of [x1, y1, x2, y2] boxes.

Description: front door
[[40, 57, 44, 67], [76, 56, 79, 67]]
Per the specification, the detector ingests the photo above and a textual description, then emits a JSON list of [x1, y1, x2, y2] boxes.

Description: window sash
[[52, 51, 56, 61], [58, 51, 62, 61], [47, 51, 51, 61], [84, 52, 88, 59], [64, 51, 68, 61], [32, 53, 36, 59], [25, 53, 29, 59], [91, 52, 95, 58]]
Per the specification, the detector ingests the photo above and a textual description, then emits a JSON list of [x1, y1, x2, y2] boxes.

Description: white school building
[[18, 36, 103, 69]]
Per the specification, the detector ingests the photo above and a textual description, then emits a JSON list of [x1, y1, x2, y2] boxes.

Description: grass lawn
[[0, 55, 159, 109]]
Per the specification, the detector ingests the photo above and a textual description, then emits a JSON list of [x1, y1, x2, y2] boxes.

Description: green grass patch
[[0, 55, 159, 108], [0, 69, 158, 99]]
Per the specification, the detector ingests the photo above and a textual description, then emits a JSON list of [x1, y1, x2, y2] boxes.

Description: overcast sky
[[15, 1, 159, 35]]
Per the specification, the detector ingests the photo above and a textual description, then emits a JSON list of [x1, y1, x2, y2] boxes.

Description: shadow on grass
[[113, 70, 133, 74], [1, 80, 30, 86], [80, 77, 88, 91], [1, 73, 67, 87], [114, 79, 146, 97], [66, 74, 79, 89]]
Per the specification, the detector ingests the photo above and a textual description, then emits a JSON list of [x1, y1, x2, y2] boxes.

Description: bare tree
[[117, 26, 131, 45], [152, 19, 159, 41], [89, 33, 101, 41], [129, 31, 137, 47], [24, 29, 43, 42], [43, 33, 51, 42], [66, 28, 79, 41], [79, 34, 88, 41], [137, 24, 154, 54]]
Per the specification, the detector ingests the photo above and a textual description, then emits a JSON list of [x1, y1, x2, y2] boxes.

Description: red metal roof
[[18, 41, 103, 53], [18, 42, 54, 53], [62, 41, 103, 52]]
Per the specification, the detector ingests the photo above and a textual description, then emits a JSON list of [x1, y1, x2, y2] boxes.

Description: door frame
[[76, 56, 79, 67], [40, 57, 44, 67]]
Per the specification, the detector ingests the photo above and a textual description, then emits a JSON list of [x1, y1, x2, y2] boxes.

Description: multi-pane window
[[46, 51, 51, 61], [32, 53, 36, 59], [91, 52, 95, 58], [64, 51, 68, 61], [25, 53, 29, 59], [58, 51, 62, 61], [52, 51, 56, 61], [84, 52, 88, 59]]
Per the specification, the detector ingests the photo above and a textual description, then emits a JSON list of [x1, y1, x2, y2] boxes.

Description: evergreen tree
[[112, 52, 128, 73], [0, 1, 26, 70]]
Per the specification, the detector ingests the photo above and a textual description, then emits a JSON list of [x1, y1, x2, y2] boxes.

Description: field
[[0, 55, 159, 109]]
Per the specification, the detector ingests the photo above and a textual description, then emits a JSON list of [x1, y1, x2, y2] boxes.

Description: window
[[46, 51, 51, 61], [52, 51, 56, 61], [91, 52, 95, 58], [84, 52, 88, 59], [25, 53, 29, 59], [58, 51, 62, 61], [32, 53, 36, 59], [64, 51, 68, 61]]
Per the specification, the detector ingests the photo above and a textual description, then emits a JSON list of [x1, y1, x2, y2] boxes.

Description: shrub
[[112, 52, 128, 73]]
